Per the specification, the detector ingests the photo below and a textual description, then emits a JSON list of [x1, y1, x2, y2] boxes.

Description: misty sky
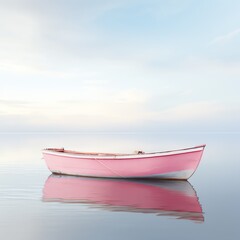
[[0, 0, 239, 132]]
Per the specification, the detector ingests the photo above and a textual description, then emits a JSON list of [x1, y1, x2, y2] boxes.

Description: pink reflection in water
[[43, 175, 204, 222]]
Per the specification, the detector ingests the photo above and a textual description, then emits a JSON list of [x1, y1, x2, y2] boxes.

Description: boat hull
[[42, 145, 205, 180]]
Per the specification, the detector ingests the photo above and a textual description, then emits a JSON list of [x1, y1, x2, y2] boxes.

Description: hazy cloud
[[0, 0, 239, 132], [210, 28, 240, 45]]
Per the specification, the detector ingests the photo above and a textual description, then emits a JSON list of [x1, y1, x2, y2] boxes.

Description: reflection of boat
[[43, 175, 204, 222], [42, 145, 206, 180]]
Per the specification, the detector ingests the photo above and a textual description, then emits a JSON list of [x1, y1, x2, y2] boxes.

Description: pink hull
[[42, 145, 205, 180], [43, 175, 204, 222]]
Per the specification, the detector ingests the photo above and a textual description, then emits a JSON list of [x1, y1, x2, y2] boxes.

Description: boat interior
[[44, 148, 145, 156]]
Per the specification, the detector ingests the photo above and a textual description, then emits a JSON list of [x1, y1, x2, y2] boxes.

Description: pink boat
[[42, 144, 206, 180], [43, 175, 204, 222]]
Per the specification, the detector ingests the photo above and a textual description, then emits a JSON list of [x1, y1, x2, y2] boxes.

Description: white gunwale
[[42, 145, 206, 160]]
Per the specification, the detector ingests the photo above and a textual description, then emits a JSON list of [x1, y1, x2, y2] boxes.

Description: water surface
[[0, 133, 239, 239]]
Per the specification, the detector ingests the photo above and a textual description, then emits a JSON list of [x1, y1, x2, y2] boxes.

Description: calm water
[[0, 133, 239, 240]]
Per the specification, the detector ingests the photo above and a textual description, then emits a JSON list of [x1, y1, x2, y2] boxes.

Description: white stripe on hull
[[140, 169, 194, 180]]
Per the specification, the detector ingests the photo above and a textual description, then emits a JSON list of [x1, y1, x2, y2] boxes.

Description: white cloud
[[155, 102, 223, 121], [0, 0, 188, 78], [114, 89, 149, 103], [210, 28, 240, 45], [1, 97, 239, 132]]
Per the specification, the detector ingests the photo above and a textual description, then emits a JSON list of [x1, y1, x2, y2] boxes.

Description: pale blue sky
[[0, 0, 239, 132]]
